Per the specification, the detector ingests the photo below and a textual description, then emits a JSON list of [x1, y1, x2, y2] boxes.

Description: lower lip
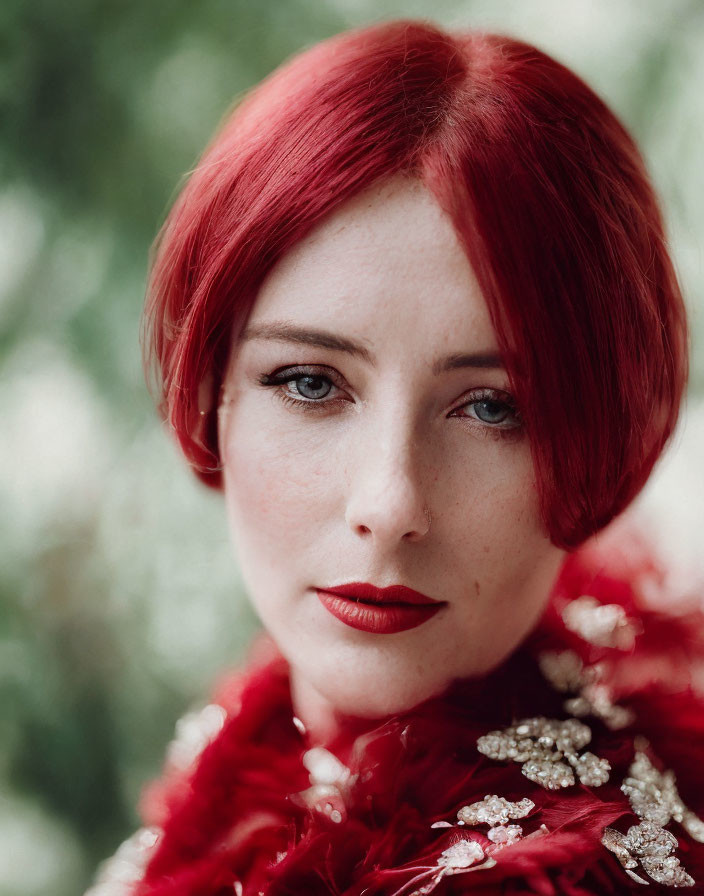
[[316, 590, 444, 634]]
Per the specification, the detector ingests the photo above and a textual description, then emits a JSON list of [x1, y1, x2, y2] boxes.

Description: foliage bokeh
[[1, 1, 702, 893]]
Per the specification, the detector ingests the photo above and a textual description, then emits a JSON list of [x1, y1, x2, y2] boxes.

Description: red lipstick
[[316, 582, 446, 634]]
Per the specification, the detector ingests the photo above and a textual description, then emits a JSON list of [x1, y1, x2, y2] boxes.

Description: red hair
[[143, 20, 687, 550]]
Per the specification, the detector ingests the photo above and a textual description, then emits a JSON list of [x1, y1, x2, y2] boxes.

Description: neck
[[289, 667, 345, 746]]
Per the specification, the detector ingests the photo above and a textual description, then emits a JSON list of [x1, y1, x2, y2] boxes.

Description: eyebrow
[[240, 322, 504, 374]]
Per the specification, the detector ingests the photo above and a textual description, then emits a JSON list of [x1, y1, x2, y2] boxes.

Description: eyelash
[[258, 366, 523, 436]]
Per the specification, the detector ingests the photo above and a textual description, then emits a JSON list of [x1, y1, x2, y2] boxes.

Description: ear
[[183, 368, 224, 488], [198, 368, 216, 416]]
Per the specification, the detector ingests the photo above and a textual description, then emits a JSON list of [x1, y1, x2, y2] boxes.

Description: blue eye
[[453, 390, 521, 430], [259, 367, 522, 434], [291, 374, 333, 400], [258, 366, 344, 412], [472, 399, 512, 425]]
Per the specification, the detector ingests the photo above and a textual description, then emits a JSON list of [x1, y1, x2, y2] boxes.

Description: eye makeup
[[257, 364, 523, 437]]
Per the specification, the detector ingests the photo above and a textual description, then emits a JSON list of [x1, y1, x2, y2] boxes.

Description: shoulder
[[85, 532, 704, 895], [83, 634, 291, 895], [533, 525, 704, 772], [536, 524, 704, 701], [515, 528, 704, 889]]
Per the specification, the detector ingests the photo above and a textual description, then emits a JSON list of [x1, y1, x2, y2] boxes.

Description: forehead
[[247, 175, 498, 352]]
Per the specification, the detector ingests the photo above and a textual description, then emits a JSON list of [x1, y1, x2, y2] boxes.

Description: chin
[[317, 641, 529, 720], [320, 668, 454, 721]]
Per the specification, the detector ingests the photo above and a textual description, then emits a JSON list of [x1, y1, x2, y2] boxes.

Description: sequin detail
[[562, 595, 640, 649], [437, 839, 485, 868], [292, 715, 307, 735], [410, 796, 542, 896], [394, 839, 497, 896], [431, 794, 536, 854], [290, 746, 357, 824], [477, 717, 610, 790], [622, 750, 704, 843], [457, 794, 535, 827], [602, 821, 694, 887], [539, 650, 636, 730], [487, 824, 524, 847]]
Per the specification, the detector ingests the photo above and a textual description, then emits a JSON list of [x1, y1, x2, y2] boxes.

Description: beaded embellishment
[[456, 794, 535, 827], [561, 594, 639, 649], [414, 794, 547, 896], [538, 649, 635, 730], [290, 745, 357, 824], [437, 839, 486, 869], [601, 746, 702, 887], [387, 836, 498, 896], [622, 750, 704, 843], [431, 794, 538, 853], [477, 716, 610, 789], [601, 821, 694, 887]]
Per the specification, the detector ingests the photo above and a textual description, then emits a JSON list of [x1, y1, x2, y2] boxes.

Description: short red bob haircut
[[143, 19, 687, 551]]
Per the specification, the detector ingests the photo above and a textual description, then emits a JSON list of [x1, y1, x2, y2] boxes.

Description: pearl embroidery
[[456, 794, 535, 827], [477, 716, 610, 789], [600, 746, 702, 888], [538, 649, 635, 730], [437, 839, 485, 868], [622, 750, 704, 844], [431, 794, 537, 855], [562, 595, 640, 649], [291, 746, 357, 824], [601, 821, 694, 887]]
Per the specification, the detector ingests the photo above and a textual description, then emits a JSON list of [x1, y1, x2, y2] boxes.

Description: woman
[[89, 20, 704, 895]]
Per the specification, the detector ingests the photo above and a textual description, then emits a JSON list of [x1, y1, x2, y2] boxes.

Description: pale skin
[[217, 175, 566, 744]]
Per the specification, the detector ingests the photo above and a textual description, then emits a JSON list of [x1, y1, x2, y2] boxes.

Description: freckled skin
[[217, 175, 565, 738]]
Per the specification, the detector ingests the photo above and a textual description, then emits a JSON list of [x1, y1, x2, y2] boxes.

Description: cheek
[[441, 440, 557, 618], [219, 400, 337, 546], [446, 440, 544, 551]]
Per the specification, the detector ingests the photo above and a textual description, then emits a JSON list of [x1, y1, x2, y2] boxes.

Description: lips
[[320, 582, 442, 605], [316, 582, 446, 634]]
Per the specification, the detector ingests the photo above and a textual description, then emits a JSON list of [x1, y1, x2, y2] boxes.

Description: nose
[[344, 415, 431, 545]]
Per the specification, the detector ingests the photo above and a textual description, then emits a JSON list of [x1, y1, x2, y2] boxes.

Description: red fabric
[[136, 544, 704, 895]]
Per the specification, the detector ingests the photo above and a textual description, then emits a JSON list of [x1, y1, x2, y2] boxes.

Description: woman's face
[[218, 175, 565, 724]]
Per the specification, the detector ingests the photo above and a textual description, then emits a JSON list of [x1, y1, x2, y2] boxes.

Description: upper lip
[[318, 582, 443, 605]]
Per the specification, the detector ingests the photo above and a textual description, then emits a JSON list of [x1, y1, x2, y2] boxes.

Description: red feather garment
[[89, 536, 704, 895]]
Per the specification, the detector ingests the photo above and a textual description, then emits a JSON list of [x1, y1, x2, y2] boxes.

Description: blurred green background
[[1, 1, 703, 893]]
